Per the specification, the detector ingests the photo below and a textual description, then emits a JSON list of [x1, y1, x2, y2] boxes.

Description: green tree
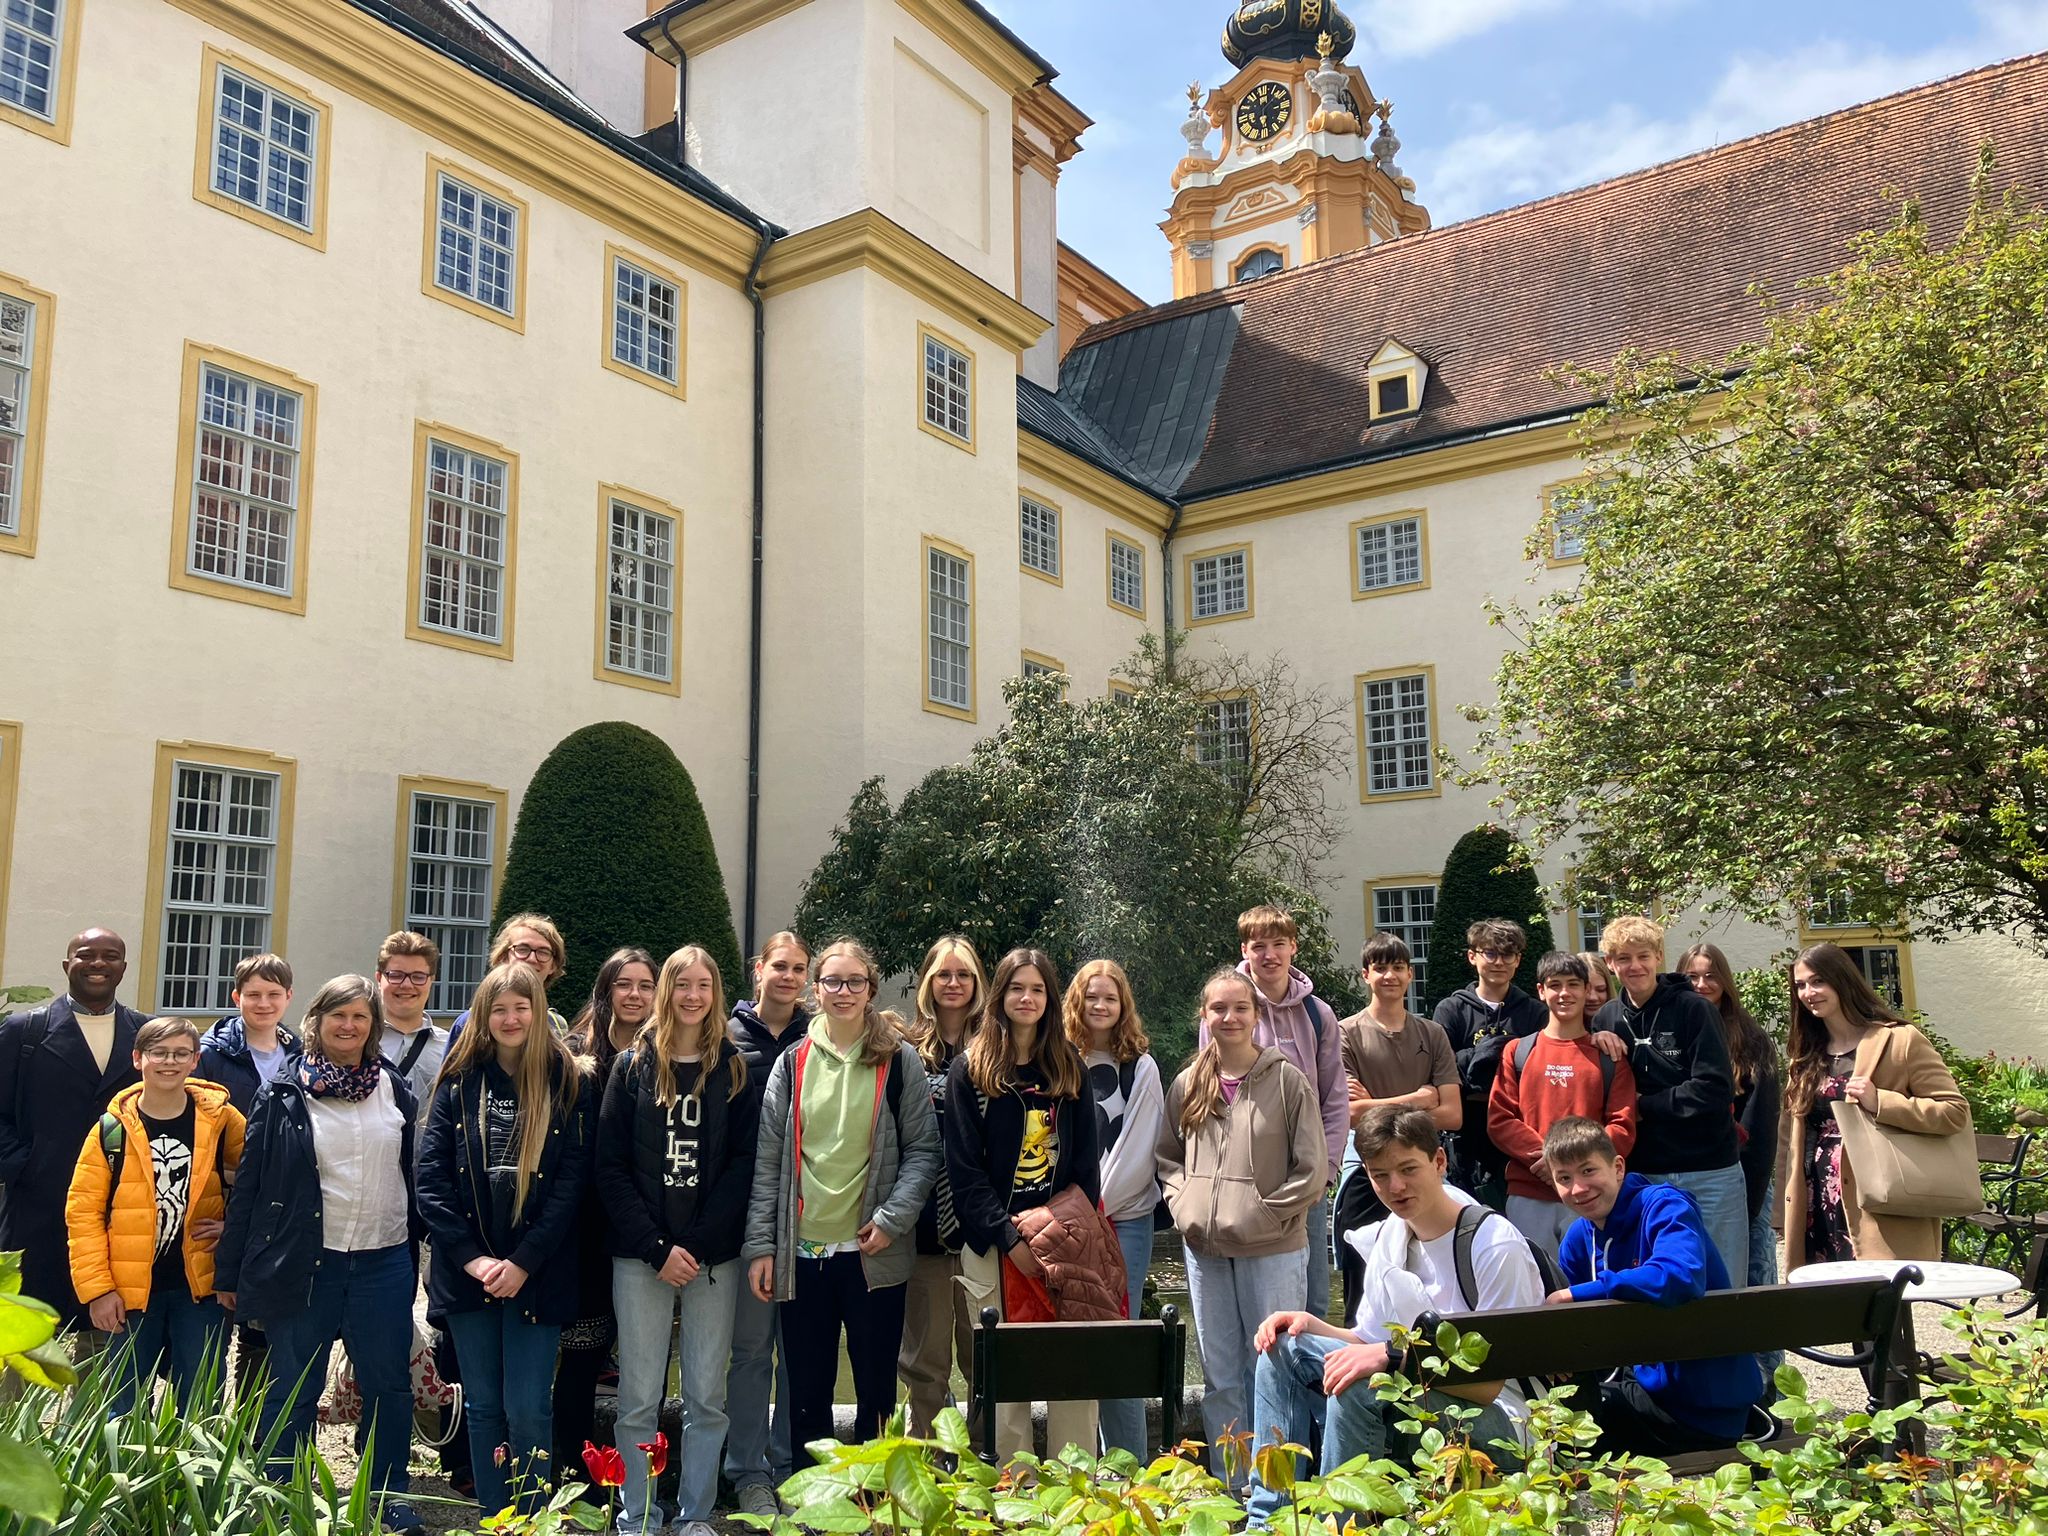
[[1467, 156, 2048, 947], [494, 722, 743, 1012], [1424, 826, 1556, 1007]]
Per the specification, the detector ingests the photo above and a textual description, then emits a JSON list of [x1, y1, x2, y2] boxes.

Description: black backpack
[[1449, 1203, 1568, 1304]]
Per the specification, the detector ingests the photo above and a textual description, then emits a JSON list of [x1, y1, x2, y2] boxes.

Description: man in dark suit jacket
[[0, 928, 147, 1329]]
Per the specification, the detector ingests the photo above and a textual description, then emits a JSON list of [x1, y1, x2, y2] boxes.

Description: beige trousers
[[898, 1250, 974, 1437], [958, 1244, 1099, 1463]]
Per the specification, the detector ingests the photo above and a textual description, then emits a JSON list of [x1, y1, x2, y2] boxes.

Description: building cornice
[[1018, 430, 1174, 536], [895, 0, 1048, 95], [636, 0, 810, 59]]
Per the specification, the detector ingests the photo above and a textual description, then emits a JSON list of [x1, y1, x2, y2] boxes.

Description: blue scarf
[[299, 1052, 383, 1102]]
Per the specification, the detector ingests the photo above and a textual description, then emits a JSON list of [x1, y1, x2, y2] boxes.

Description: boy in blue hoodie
[[1542, 1116, 1762, 1455]]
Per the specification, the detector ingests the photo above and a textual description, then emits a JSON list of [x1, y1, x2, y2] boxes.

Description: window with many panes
[[1356, 516, 1423, 593], [1372, 883, 1437, 1011], [1109, 535, 1144, 614], [419, 437, 508, 643], [1189, 548, 1249, 620], [605, 497, 675, 683], [610, 255, 679, 385], [404, 790, 496, 1015], [0, 0, 63, 121], [157, 760, 279, 1012], [209, 64, 318, 230], [1574, 894, 1608, 954], [433, 170, 519, 316], [926, 543, 972, 713], [1361, 672, 1433, 795], [1019, 496, 1060, 579], [922, 331, 972, 444], [1549, 481, 1595, 562], [1021, 655, 1063, 679], [188, 362, 301, 595], [0, 291, 33, 538], [1196, 696, 1253, 783]]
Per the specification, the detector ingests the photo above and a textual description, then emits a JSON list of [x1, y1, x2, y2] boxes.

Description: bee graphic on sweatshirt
[[1014, 1106, 1055, 1193]]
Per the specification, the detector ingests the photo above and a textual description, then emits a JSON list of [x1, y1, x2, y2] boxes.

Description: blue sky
[[985, 1, 2048, 303]]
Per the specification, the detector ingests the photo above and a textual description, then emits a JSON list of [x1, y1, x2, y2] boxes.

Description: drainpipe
[[1160, 498, 1186, 674], [658, 15, 687, 160], [741, 222, 774, 959]]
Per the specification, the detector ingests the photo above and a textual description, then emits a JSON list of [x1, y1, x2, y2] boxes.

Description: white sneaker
[[736, 1483, 780, 1519]]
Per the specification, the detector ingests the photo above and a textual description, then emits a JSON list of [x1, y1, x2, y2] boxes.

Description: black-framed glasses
[[507, 943, 553, 963], [1474, 949, 1522, 963], [380, 969, 433, 987], [818, 976, 872, 994], [143, 1048, 198, 1064]]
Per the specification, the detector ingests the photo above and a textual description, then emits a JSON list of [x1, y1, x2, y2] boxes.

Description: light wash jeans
[[1503, 1194, 1579, 1261], [1245, 1331, 1519, 1526], [724, 1280, 793, 1489], [613, 1257, 740, 1533], [1642, 1165, 1749, 1287], [1098, 1217, 1155, 1457], [1184, 1245, 1306, 1483]]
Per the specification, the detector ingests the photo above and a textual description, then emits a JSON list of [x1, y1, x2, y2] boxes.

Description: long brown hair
[[809, 939, 904, 1068], [437, 962, 588, 1216], [568, 947, 657, 1079], [966, 948, 1080, 1098], [1061, 958, 1149, 1062], [1178, 968, 1259, 1135], [645, 946, 745, 1106], [1785, 942, 1908, 1114], [909, 935, 986, 1072], [1677, 942, 1775, 1095]]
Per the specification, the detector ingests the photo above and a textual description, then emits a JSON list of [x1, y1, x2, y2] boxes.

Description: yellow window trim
[[1020, 648, 1066, 675], [600, 243, 689, 399], [592, 483, 684, 697], [1540, 473, 1595, 569], [0, 720, 19, 981], [0, 0, 82, 143], [0, 270, 54, 559], [1348, 508, 1430, 600], [1183, 540, 1255, 627], [1353, 663, 1442, 803], [1018, 490, 1062, 587], [921, 533, 977, 722], [420, 155, 531, 333], [916, 321, 978, 454], [1362, 872, 1440, 933], [168, 341, 319, 615], [389, 773, 511, 932], [138, 740, 297, 1014], [1107, 677, 1140, 702], [189, 44, 333, 251], [1105, 529, 1146, 618], [406, 420, 520, 660], [1792, 919, 1917, 1013]]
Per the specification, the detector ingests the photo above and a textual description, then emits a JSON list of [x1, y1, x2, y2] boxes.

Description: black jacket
[[941, 1054, 1100, 1258], [0, 996, 145, 1326], [416, 1057, 595, 1325], [1433, 985, 1547, 1176], [1594, 975, 1740, 1174], [215, 1060, 423, 1326], [1734, 1048, 1784, 1221], [727, 1001, 809, 1081], [913, 1035, 967, 1256], [196, 1015, 303, 1117], [596, 1037, 759, 1271]]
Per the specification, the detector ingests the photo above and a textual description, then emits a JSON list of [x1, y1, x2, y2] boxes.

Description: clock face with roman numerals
[[1235, 81, 1293, 143]]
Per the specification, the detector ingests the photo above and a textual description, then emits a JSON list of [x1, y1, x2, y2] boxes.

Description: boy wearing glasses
[[1433, 920, 1548, 1205], [376, 931, 449, 1121]]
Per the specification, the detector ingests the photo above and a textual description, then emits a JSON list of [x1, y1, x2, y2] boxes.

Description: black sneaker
[[380, 1501, 426, 1534]]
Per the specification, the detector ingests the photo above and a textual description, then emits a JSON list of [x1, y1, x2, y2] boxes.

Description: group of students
[[0, 896, 1970, 1531]]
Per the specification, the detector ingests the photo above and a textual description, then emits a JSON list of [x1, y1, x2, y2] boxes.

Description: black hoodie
[[1593, 974, 1740, 1174], [1433, 984, 1547, 1177], [727, 1000, 810, 1082]]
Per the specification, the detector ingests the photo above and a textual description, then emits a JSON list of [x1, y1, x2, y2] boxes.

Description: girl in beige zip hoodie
[[1158, 968, 1325, 1482]]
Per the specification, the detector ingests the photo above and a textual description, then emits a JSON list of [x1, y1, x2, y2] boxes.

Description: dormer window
[[1367, 339, 1426, 422], [1374, 374, 1410, 415]]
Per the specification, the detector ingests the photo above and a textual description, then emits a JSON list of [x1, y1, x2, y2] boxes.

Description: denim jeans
[[1098, 1218, 1155, 1457], [1642, 1165, 1749, 1286], [1305, 1196, 1332, 1321], [1245, 1331, 1519, 1527], [260, 1244, 415, 1498], [1184, 1245, 1306, 1483], [1749, 1181, 1783, 1380], [723, 1279, 793, 1488], [106, 1289, 227, 1416], [613, 1257, 740, 1532], [782, 1251, 906, 1464], [446, 1304, 561, 1518]]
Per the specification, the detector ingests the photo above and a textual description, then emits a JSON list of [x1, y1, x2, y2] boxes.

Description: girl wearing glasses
[[446, 915, 574, 1051], [65, 1015, 246, 1415], [744, 940, 940, 1461]]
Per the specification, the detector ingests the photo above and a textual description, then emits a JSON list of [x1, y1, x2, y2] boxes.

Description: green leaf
[[0, 1291, 58, 1357], [884, 1445, 948, 1529], [792, 1496, 876, 1533], [0, 1430, 62, 1524], [933, 1406, 973, 1455]]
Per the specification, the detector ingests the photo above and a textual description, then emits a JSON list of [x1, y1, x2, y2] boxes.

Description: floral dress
[[1802, 1053, 1858, 1265]]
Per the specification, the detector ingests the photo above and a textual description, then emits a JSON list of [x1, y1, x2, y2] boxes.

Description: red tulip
[[581, 1440, 626, 1488], [637, 1431, 669, 1478]]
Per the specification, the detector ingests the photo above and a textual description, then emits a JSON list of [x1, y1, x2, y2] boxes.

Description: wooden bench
[[969, 1304, 1186, 1464], [1946, 1131, 2043, 1276], [1410, 1271, 1919, 1473]]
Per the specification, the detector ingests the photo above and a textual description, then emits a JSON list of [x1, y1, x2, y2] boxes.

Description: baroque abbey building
[[4, 0, 2044, 1049]]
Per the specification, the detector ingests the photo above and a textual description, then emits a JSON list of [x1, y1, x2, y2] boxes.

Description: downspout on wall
[[741, 224, 774, 960]]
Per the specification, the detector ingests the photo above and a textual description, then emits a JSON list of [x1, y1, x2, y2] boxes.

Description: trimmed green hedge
[[1424, 825, 1555, 1007]]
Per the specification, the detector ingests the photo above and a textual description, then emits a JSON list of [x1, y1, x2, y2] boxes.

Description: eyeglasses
[[380, 970, 433, 987], [1475, 949, 1522, 963], [932, 971, 976, 986], [818, 976, 872, 994], [142, 1048, 197, 1064], [507, 943, 553, 963]]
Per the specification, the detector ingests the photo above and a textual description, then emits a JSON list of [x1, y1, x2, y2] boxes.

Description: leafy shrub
[[1423, 827, 1556, 1007]]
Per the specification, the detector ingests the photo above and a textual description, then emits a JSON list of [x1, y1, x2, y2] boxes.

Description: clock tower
[[1163, 1, 1429, 298]]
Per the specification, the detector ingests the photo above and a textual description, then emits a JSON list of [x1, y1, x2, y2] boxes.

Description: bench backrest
[[971, 1305, 1186, 1461], [1976, 1132, 2029, 1168]]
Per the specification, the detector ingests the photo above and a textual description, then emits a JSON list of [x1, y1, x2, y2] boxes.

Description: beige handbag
[[1831, 1100, 1984, 1217]]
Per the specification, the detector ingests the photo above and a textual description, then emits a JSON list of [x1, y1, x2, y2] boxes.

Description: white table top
[[1789, 1258, 2018, 1302]]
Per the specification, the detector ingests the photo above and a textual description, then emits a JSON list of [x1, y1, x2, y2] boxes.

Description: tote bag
[[1831, 1100, 1984, 1218]]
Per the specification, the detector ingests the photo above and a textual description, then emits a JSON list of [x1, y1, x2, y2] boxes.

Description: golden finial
[[1187, 81, 1203, 109], [1317, 32, 1334, 59], [1375, 98, 1393, 124]]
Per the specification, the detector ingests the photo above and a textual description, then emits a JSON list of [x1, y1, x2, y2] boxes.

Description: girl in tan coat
[[1778, 943, 1968, 1268]]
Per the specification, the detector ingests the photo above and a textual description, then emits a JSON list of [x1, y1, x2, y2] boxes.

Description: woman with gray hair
[[215, 975, 427, 1534]]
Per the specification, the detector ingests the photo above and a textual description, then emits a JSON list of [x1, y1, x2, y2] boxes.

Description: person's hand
[[215, 1291, 235, 1314], [1407, 1087, 1440, 1110], [464, 1256, 503, 1288], [1321, 1341, 1388, 1396], [749, 1256, 775, 1302], [1845, 1076, 1878, 1112], [1253, 1309, 1311, 1352], [1529, 1156, 1550, 1187], [1544, 1288, 1575, 1306], [1008, 1240, 1041, 1277], [188, 1217, 224, 1245], [659, 1247, 700, 1287], [88, 1291, 126, 1334], [485, 1261, 529, 1299], [857, 1222, 893, 1256], [1590, 1031, 1628, 1062], [1347, 1080, 1371, 1126]]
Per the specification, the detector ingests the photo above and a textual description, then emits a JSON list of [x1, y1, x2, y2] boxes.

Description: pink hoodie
[[1197, 962, 1346, 1176]]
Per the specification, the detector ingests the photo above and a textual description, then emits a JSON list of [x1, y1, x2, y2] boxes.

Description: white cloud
[[1355, 0, 1569, 58]]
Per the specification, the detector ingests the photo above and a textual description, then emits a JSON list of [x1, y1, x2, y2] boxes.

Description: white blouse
[[307, 1073, 410, 1252]]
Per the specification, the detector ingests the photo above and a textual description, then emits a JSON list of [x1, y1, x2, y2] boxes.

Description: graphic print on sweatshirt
[[146, 1128, 193, 1259], [1088, 1060, 1128, 1152], [1013, 1106, 1056, 1200], [665, 1091, 703, 1191]]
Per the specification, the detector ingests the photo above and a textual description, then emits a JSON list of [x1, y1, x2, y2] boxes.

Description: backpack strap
[[1302, 994, 1327, 1045], [396, 1025, 435, 1078], [7, 1006, 52, 1139], [98, 1111, 126, 1225], [1511, 1032, 1617, 1097], [1451, 1203, 1489, 1311]]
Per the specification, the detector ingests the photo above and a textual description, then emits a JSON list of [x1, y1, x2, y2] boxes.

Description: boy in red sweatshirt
[[1488, 952, 1637, 1256]]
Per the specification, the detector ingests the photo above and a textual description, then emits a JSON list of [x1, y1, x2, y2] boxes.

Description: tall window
[[1234, 248, 1283, 283], [419, 436, 509, 644], [209, 63, 318, 230], [1371, 882, 1437, 1011], [604, 496, 675, 684], [1574, 894, 1609, 954], [433, 167, 520, 317], [1108, 534, 1144, 615], [921, 329, 972, 445], [1189, 547, 1250, 621], [1196, 696, 1253, 784], [1360, 671, 1434, 795], [0, 0, 63, 121], [188, 361, 302, 595], [1019, 496, 1060, 580], [0, 290, 34, 538], [1548, 481, 1596, 563], [1355, 515, 1423, 593], [925, 540, 973, 716], [404, 789, 496, 1015], [157, 758, 281, 1012], [609, 253, 680, 387]]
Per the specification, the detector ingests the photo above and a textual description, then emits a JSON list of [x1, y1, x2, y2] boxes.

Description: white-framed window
[[1574, 895, 1608, 954], [605, 496, 675, 683], [157, 759, 280, 1012], [1361, 672, 1433, 795], [926, 541, 972, 714], [1549, 481, 1596, 562], [0, 0, 63, 121], [0, 291, 34, 537], [404, 789, 496, 1015], [188, 361, 302, 594], [1021, 654, 1063, 679], [1371, 882, 1438, 1011], [1109, 534, 1144, 614], [1190, 547, 1249, 620], [209, 63, 318, 230], [420, 437, 508, 642], [1356, 515, 1423, 593], [922, 330, 972, 443], [434, 170, 519, 316], [1234, 248, 1283, 283], [610, 254, 679, 385], [1019, 496, 1060, 579], [1196, 696, 1253, 780]]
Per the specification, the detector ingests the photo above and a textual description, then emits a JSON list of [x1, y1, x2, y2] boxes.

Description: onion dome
[[1222, 0, 1356, 67]]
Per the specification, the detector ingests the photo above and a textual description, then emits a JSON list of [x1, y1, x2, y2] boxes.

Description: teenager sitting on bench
[[1544, 1117, 1763, 1456]]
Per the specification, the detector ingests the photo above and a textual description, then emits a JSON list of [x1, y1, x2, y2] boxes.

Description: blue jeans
[[1184, 1245, 1306, 1483], [447, 1304, 560, 1518], [1245, 1332, 1519, 1527], [1098, 1217, 1155, 1457], [1643, 1165, 1749, 1287], [106, 1288, 227, 1416], [723, 1279, 793, 1488], [260, 1244, 415, 1498], [1749, 1181, 1782, 1380], [614, 1257, 739, 1531]]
